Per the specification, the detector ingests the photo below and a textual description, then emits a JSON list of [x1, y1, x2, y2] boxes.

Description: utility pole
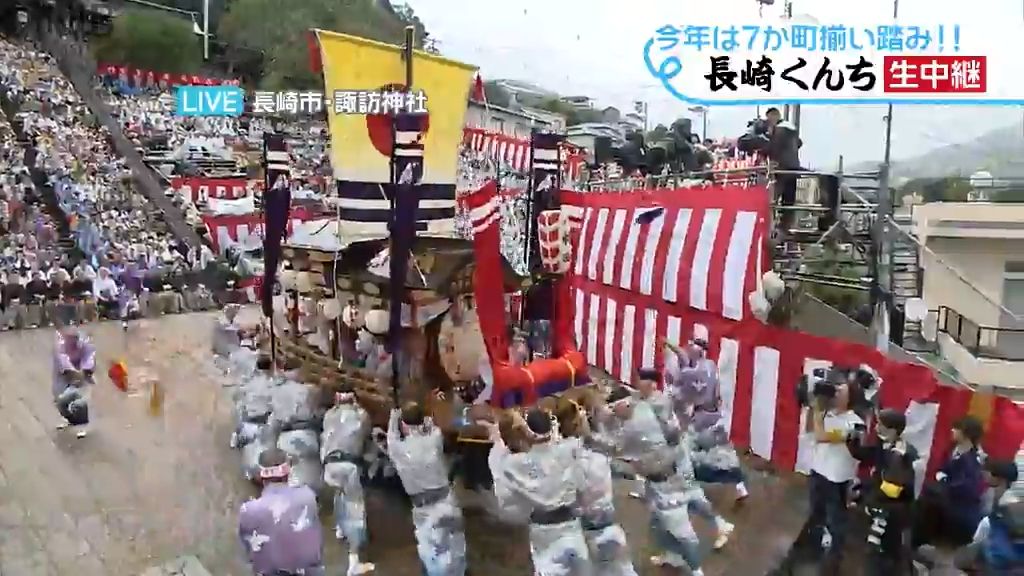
[[202, 0, 210, 61], [872, 0, 900, 355], [882, 0, 899, 164], [688, 105, 708, 140], [784, 0, 800, 132]]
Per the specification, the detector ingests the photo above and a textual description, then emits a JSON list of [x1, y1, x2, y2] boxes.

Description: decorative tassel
[[108, 360, 129, 392], [148, 381, 165, 417]]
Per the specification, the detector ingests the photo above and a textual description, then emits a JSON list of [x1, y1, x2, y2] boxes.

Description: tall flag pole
[[261, 132, 292, 367], [311, 27, 476, 402], [520, 131, 565, 358], [388, 26, 422, 408]]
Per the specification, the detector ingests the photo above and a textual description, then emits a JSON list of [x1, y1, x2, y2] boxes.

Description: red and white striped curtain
[[171, 177, 249, 204], [562, 185, 1024, 478], [461, 127, 585, 182]]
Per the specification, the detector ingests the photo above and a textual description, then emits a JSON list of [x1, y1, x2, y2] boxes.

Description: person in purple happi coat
[[663, 339, 749, 502], [238, 447, 325, 576], [52, 325, 96, 438]]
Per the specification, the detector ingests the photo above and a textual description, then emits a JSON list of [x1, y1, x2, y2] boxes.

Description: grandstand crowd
[[0, 38, 229, 329]]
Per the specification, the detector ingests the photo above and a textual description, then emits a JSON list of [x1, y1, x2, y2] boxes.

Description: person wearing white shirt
[[804, 381, 863, 570], [92, 267, 118, 318]]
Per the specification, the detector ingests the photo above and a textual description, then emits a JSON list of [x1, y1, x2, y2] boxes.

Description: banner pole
[[261, 131, 278, 368], [389, 26, 415, 409]]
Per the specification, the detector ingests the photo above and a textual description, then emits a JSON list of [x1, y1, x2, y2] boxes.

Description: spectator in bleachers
[[1, 270, 26, 329], [92, 265, 118, 317]]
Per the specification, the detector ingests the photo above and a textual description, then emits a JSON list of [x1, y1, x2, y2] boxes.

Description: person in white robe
[[553, 397, 638, 576], [487, 408, 593, 576], [321, 388, 375, 575], [387, 402, 466, 576]]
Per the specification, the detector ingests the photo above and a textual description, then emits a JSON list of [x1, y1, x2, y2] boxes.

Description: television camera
[[597, 118, 713, 176], [796, 365, 880, 414], [737, 118, 771, 156]]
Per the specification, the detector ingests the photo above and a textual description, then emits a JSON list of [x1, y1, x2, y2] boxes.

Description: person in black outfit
[[912, 415, 987, 549], [24, 270, 49, 327], [1, 273, 26, 329], [846, 408, 919, 575], [765, 107, 803, 236], [69, 270, 92, 299]]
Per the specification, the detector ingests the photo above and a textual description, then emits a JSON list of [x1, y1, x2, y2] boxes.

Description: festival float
[[262, 30, 590, 431], [260, 28, 1024, 472]]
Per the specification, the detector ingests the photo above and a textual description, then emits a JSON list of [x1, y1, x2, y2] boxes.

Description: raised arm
[[55, 348, 77, 373], [386, 409, 401, 458], [80, 340, 96, 373], [486, 423, 510, 477]]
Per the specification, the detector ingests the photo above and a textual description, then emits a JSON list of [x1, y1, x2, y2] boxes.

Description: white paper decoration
[[322, 298, 342, 320], [748, 290, 770, 322], [279, 269, 296, 290], [763, 271, 786, 302], [438, 307, 485, 381], [364, 308, 389, 336], [272, 294, 287, 315]]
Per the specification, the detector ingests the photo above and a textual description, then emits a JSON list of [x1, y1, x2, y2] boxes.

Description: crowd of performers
[[228, 330, 754, 576]]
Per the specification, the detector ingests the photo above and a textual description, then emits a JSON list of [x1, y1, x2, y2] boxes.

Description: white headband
[[259, 462, 291, 480]]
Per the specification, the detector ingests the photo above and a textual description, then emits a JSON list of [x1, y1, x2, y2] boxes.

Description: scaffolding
[[579, 161, 920, 352]]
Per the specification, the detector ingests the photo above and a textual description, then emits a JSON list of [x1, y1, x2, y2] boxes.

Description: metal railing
[[937, 306, 1024, 361]]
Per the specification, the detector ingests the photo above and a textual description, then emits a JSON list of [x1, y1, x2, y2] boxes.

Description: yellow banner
[[315, 30, 476, 185]]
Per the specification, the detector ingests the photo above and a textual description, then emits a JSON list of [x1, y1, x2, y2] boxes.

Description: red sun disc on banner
[[365, 83, 430, 157]]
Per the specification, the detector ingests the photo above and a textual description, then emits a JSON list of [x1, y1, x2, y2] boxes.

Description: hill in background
[[854, 124, 1024, 181]]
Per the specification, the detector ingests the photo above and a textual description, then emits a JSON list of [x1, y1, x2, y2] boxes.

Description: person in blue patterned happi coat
[[663, 339, 749, 502]]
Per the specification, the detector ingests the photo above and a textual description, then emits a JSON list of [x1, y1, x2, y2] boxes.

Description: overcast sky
[[405, 0, 1024, 169]]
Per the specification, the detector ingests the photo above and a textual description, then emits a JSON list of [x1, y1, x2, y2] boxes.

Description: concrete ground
[[0, 312, 809, 576]]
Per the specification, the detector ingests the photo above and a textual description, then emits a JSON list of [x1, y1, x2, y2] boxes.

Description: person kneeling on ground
[[52, 325, 96, 438]]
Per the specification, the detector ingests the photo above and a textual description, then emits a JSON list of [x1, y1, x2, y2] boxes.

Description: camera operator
[[765, 107, 803, 237], [803, 375, 864, 571], [846, 408, 918, 575]]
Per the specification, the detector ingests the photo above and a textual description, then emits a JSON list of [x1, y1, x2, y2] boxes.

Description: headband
[[609, 396, 632, 409], [259, 462, 291, 480]]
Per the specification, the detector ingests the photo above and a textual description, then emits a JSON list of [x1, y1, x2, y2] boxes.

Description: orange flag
[[108, 360, 128, 392]]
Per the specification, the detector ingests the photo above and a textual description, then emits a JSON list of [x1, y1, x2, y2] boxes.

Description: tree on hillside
[[217, 0, 428, 90], [646, 124, 668, 142], [482, 80, 511, 108], [391, 2, 429, 44], [899, 176, 971, 203], [802, 245, 871, 322], [143, 0, 230, 32], [535, 98, 602, 126], [93, 9, 202, 73], [991, 186, 1024, 202]]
